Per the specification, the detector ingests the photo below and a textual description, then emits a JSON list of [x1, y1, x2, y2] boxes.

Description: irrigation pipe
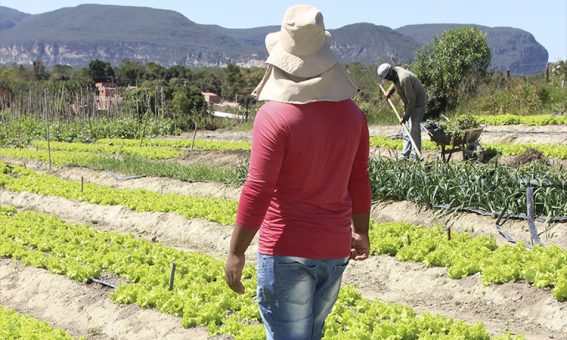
[[379, 84, 421, 158], [431, 204, 567, 223], [105, 170, 146, 181], [91, 278, 117, 289]]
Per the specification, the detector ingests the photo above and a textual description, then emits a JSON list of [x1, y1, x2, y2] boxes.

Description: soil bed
[[0, 189, 565, 339], [368, 124, 567, 145], [163, 124, 567, 146], [0, 259, 211, 340]]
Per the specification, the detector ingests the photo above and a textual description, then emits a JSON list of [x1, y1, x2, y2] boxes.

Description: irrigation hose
[[431, 204, 567, 223]]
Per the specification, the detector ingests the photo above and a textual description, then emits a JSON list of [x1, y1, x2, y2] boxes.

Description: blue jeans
[[256, 254, 349, 340], [400, 106, 426, 159]]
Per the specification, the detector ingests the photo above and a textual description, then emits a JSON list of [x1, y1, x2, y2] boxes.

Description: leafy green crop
[[0, 149, 247, 185], [475, 114, 567, 126], [368, 222, 567, 301], [0, 163, 237, 225], [0, 206, 524, 339], [0, 305, 80, 339], [97, 138, 251, 150], [31, 141, 182, 160], [444, 114, 481, 141]]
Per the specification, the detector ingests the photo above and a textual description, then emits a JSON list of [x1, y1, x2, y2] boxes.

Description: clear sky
[[2, 0, 566, 61]]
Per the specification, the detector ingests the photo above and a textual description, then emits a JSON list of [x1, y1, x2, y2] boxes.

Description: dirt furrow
[[370, 124, 567, 145], [0, 189, 256, 258], [344, 257, 566, 339], [0, 259, 210, 340]]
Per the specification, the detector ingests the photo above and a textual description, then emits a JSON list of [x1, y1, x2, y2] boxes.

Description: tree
[[50, 64, 73, 81], [115, 59, 144, 86], [164, 65, 192, 81], [32, 59, 49, 81], [87, 59, 115, 83], [171, 85, 207, 118], [171, 85, 208, 148], [192, 67, 223, 94], [144, 62, 165, 81], [221, 64, 245, 101], [413, 26, 491, 116], [345, 62, 379, 101]]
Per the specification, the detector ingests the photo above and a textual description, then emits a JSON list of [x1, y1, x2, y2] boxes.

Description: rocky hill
[[0, 5, 548, 74], [396, 24, 549, 74], [0, 6, 29, 30]]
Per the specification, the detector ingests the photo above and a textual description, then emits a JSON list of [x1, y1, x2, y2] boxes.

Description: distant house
[[95, 82, 121, 110], [201, 91, 221, 104]]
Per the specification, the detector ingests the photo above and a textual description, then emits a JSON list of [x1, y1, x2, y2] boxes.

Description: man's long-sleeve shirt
[[236, 100, 372, 259], [389, 67, 427, 120]]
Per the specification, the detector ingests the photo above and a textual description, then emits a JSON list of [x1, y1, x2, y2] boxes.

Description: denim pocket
[[332, 260, 349, 278], [320, 260, 348, 301], [276, 262, 316, 305]]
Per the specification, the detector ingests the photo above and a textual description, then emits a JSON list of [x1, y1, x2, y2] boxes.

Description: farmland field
[[0, 120, 566, 339]]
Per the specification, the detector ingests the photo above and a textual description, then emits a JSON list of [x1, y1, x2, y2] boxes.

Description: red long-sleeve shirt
[[236, 100, 371, 259]]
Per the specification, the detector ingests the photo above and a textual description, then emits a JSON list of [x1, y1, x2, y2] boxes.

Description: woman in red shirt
[[225, 4, 372, 339]]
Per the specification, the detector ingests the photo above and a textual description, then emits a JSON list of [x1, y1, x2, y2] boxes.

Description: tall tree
[[221, 64, 245, 102], [50, 64, 73, 81], [32, 59, 49, 81], [413, 26, 491, 116], [88, 59, 115, 83], [115, 59, 145, 86]]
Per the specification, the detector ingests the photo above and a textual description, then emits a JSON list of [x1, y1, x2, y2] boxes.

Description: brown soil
[[177, 149, 249, 168], [368, 124, 567, 145], [508, 148, 550, 167], [344, 256, 567, 339], [159, 129, 252, 142], [0, 189, 254, 258], [165, 124, 567, 146], [154, 124, 567, 154]]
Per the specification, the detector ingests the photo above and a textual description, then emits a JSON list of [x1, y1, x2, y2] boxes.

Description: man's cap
[[377, 63, 392, 79]]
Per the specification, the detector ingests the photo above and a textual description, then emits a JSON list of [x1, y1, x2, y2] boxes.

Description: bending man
[[377, 63, 428, 159]]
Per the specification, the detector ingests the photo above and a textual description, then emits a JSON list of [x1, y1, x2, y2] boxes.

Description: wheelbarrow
[[421, 120, 485, 162]]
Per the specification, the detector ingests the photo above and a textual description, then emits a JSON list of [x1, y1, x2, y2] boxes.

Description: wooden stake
[[45, 90, 52, 172], [168, 262, 176, 291]]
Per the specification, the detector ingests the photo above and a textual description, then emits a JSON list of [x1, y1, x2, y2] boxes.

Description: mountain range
[[0, 4, 549, 74]]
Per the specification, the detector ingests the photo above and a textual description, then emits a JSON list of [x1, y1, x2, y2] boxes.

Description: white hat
[[377, 63, 392, 79], [251, 4, 358, 104], [265, 4, 336, 77]]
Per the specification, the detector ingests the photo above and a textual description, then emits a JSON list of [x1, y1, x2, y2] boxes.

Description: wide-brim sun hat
[[252, 4, 358, 104], [265, 4, 336, 78]]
